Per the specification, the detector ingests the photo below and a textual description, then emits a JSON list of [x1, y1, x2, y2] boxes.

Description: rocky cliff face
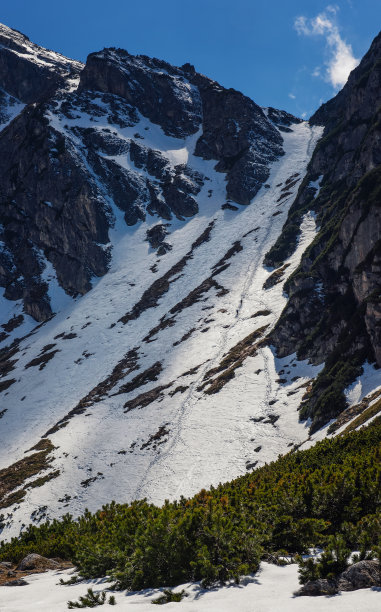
[[266, 31, 381, 431], [0, 26, 286, 326]]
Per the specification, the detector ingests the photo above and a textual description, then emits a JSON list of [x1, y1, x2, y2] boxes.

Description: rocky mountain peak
[[78, 47, 202, 138], [0, 23, 32, 51], [0, 28, 292, 325], [311, 30, 381, 130], [0, 23, 82, 105]]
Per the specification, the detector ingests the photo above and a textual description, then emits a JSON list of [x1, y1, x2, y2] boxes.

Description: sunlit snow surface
[[0, 119, 325, 538], [345, 362, 381, 406], [1, 563, 380, 612]]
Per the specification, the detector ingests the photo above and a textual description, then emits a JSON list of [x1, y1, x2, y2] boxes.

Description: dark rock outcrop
[[78, 47, 284, 205], [146, 224, 171, 252], [267, 107, 303, 132], [0, 102, 110, 320], [0, 23, 81, 104], [78, 48, 203, 138], [191, 73, 284, 204]]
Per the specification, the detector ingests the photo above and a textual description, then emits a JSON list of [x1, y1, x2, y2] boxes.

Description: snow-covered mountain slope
[[2, 24, 381, 544], [0, 117, 323, 537]]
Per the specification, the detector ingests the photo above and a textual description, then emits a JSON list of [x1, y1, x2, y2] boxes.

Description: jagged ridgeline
[[0, 417, 380, 589], [266, 31, 381, 432]]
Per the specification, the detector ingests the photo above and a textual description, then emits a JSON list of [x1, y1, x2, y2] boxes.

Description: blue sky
[[1, 1, 380, 118]]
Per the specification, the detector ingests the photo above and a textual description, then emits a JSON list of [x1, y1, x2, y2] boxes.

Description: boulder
[[4, 579, 29, 586], [296, 560, 380, 596], [157, 243, 172, 256], [17, 553, 59, 572], [297, 578, 338, 597], [337, 560, 380, 591]]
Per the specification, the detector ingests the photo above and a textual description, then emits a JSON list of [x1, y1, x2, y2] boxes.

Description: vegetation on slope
[[0, 418, 380, 590]]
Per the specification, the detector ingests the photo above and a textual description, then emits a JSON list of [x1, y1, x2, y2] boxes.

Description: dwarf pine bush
[[0, 417, 380, 591]]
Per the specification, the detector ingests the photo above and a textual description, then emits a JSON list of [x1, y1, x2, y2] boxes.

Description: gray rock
[[146, 224, 169, 249], [4, 579, 29, 586], [157, 243, 172, 256], [17, 553, 59, 571], [337, 560, 380, 591], [296, 560, 380, 597], [297, 578, 338, 596]]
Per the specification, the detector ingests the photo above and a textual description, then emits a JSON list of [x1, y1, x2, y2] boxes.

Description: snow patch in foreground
[[0, 563, 380, 612]]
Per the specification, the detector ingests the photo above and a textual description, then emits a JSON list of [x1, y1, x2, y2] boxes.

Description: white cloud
[[288, 93, 296, 99], [294, 7, 359, 89]]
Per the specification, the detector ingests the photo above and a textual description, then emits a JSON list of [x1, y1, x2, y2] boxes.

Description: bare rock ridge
[[266, 30, 381, 431], [0, 24, 287, 322]]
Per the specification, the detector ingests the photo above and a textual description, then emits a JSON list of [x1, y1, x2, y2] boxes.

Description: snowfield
[[0, 563, 380, 611], [0, 118, 325, 538]]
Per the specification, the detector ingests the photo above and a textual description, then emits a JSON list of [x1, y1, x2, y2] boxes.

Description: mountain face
[[0, 24, 380, 538], [0, 25, 283, 325], [266, 31, 381, 431]]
